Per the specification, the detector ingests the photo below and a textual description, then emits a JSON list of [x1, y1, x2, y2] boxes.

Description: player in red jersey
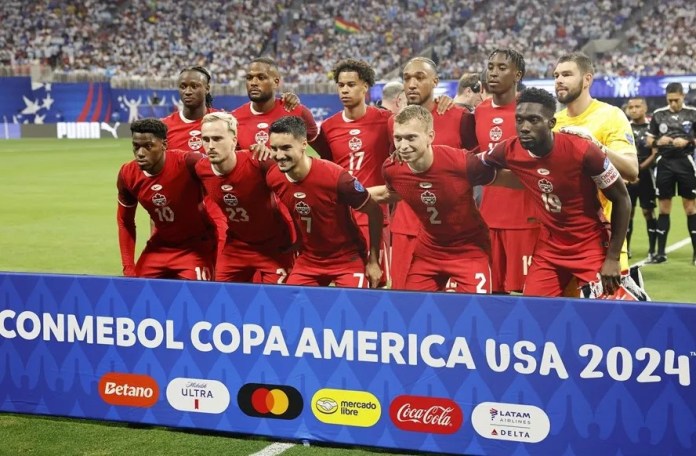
[[233, 57, 318, 152], [480, 88, 631, 297], [195, 112, 295, 283], [370, 106, 518, 293], [266, 116, 383, 288], [117, 119, 216, 280], [162, 66, 218, 152], [310, 59, 393, 285], [389, 57, 478, 289], [475, 49, 540, 294]]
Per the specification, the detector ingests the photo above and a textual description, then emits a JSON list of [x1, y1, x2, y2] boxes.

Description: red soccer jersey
[[482, 133, 615, 248], [232, 99, 318, 150], [311, 106, 393, 226], [265, 158, 369, 262], [194, 152, 292, 251], [117, 150, 213, 245], [390, 105, 478, 235], [162, 108, 220, 153], [383, 145, 494, 258], [475, 98, 538, 229]]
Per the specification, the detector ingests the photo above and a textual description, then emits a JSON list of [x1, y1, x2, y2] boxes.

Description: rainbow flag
[[334, 17, 360, 34]]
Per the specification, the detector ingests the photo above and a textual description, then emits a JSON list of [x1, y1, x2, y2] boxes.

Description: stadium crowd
[[2, 0, 692, 83], [594, 0, 695, 76]]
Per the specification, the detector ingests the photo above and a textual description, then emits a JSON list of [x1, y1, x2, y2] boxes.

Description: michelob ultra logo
[[166, 378, 230, 414], [237, 383, 303, 420], [311, 388, 381, 427], [99, 372, 159, 408]]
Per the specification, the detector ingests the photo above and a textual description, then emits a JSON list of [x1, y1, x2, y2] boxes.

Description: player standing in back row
[[475, 48, 540, 294], [311, 59, 393, 286]]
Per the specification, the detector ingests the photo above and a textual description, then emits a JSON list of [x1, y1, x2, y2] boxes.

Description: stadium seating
[[0, 0, 689, 84]]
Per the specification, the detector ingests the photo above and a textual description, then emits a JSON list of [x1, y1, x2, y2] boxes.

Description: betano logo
[[237, 383, 303, 420], [166, 378, 230, 414], [471, 401, 550, 443], [99, 372, 158, 408], [311, 388, 380, 427], [389, 395, 463, 434]]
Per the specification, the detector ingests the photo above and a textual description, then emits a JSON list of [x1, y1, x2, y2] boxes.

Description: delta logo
[[471, 402, 550, 443], [389, 395, 463, 434], [99, 372, 159, 408], [311, 388, 380, 427], [237, 383, 303, 420], [166, 378, 230, 414]]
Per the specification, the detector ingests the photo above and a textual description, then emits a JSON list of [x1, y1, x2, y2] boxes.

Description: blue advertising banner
[[1, 272, 694, 455]]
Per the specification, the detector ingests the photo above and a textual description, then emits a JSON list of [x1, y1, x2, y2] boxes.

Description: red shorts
[[216, 241, 294, 284], [390, 233, 417, 290], [489, 227, 540, 293], [405, 250, 491, 293], [286, 253, 367, 288], [523, 234, 606, 297], [136, 236, 216, 280], [358, 224, 391, 287]]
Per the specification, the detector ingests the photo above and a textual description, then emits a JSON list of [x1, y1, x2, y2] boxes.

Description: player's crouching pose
[[266, 116, 383, 288], [480, 88, 631, 297], [370, 106, 520, 293], [117, 119, 216, 280], [195, 112, 295, 283]]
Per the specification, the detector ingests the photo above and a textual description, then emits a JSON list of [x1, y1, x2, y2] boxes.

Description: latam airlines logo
[[389, 395, 463, 434], [471, 402, 550, 443], [166, 378, 230, 414], [237, 383, 303, 420], [311, 388, 380, 427], [99, 372, 159, 408]]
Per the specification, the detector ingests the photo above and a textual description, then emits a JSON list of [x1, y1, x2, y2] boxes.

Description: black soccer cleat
[[649, 254, 667, 264]]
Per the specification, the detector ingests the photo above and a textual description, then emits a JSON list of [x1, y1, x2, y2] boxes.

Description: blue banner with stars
[[1, 272, 694, 455]]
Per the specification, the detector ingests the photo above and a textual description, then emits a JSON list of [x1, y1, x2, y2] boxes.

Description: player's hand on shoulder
[[559, 126, 602, 147], [281, 92, 300, 111], [434, 95, 455, 114], [250, 143, 273, 161]]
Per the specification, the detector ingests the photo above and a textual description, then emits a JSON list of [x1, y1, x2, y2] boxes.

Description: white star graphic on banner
[[22, 96, 41, 115], [42, 93, 54, 110]]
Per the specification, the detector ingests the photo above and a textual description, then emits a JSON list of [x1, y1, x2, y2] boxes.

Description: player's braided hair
[[488, 48, 526, 79], [332, 59, 375, 87], [131, 118, 168, 140], [179, 66, 214, 108], [517, 87, 557, 116]]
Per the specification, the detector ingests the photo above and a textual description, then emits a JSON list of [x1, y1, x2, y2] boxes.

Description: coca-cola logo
[[389, 395, 463, 434]]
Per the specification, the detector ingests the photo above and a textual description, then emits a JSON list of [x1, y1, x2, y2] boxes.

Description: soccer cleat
[[649, 254, 667, 264]]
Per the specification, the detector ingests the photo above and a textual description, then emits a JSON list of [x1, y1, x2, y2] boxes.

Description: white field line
[[249, 443, 296, 456], [632, 237, 691, 267]]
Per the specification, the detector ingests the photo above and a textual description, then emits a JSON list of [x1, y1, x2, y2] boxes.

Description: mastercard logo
[[237, 383, 303, 420]]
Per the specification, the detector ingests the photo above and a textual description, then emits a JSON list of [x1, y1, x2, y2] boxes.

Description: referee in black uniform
[[625, 97, 657, 261], [647, 82, 696, 265]]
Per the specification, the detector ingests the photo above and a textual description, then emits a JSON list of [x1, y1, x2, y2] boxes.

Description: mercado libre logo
[[312, 388, 381, 427], [166, 378, 230, 414], [471, 402, 550, 443], [237, 383, 303, 420], [389, 395, 463, 434], [99, 372, 159, 408]]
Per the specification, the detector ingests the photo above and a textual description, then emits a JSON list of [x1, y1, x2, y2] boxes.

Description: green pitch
[[0, 138, 694, 454]]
